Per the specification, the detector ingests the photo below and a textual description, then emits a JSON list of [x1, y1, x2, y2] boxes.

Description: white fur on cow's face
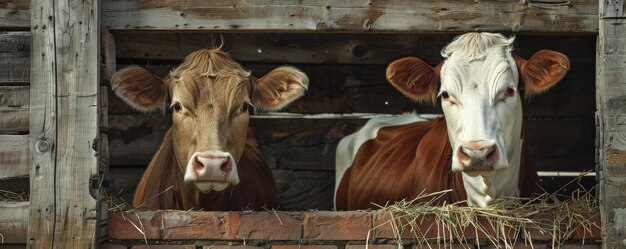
[[439, 35, 524, 207]]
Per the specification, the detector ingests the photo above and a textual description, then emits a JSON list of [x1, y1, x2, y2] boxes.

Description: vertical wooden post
[[28, 0, 100, 248], [598, 0, 626, 248]]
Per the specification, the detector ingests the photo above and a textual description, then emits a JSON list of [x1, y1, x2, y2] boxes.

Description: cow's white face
[[440, 48, 522, 175], [386, 32, 569, 207]]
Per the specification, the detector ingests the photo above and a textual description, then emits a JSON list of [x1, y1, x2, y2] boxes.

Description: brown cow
[[335, 33, 569, 210], [112, 48, 309, 210]]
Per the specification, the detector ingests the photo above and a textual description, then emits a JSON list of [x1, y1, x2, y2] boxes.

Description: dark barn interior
[[102, 32, 597, 211]]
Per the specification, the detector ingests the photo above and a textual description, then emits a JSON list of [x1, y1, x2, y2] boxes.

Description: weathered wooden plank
[[52, 0, 100, 247], [0, 201, 29, 244], [115, 33, 596, 66], [0, 0, 599, 32], [0, 135, 28, 180], [100, 0, 598, 33], [0, 1, 29, 30], [0, 86, 28, 134], [597, 14, 626, 249], [107, 113, 171, 166], [0, 32, 29, 85], [27, 0, 59, 246], [101, 28, 115, 87], [28, 0, 100, 248]]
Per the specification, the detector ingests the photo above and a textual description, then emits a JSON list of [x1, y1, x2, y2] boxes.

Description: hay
[[372, 174, 599, 249], [0, 190, 28, 202]]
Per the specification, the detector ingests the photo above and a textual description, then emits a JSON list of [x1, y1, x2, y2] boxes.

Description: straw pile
[[373, 176, 599, 248]]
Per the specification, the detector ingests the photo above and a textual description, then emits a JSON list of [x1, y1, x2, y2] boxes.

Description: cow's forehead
[[170, 70, 251, 107], [441, 48, 517, 91]]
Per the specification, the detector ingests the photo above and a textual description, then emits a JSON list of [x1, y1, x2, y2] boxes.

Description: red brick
[[303, 211, 372, 240], [345, 245, 397, 249], [203, 246, 263, 249], [132, 245, 195, 249], [108, 211, 162, 240], [100, 243, 128, 249], [271, 246, 337, 249], [162, 211, 239, 240], [481, 243, 548, 249], [413, 245, 469, 249], [235, 212, 302, 240], [560, 245, 602, 249], [374, 211, 437, 239]]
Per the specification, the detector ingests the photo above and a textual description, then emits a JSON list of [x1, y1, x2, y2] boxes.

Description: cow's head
[[386, 33, 569, 206], [112, 48, 308, 193]]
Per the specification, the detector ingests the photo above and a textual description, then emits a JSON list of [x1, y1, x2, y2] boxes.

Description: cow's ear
[[516, 50, 569, 97], [111, 66, 169, 112], [252, 66, 309, 111], [386, 57, 440, 103]]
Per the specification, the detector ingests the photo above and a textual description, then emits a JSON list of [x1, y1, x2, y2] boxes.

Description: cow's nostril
[[193, 156, 204, 171], [220, 158, 232, 174]]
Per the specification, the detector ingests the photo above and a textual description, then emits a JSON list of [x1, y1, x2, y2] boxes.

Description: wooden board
[[100, 0, 598, 33], [597, 10, 626, 248], [0, 32, 29, 85], [0, 135, 28, 180], [0, 0, 601, 33], [0, 201, 29, 244], [113, 33, 596, 65], [0, 86, 28, 134], [28, 0, 100, 248], [0, 1, 29, 30]]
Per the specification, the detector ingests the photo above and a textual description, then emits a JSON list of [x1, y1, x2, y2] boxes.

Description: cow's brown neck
[[339, 118, 541, 210], [132, 128, 279, 211]]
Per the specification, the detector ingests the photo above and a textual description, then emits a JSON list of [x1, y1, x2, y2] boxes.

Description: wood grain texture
[[0, 201, 29, 244], [0, 0, 601, 33], [28, 0, 100, 248], [27, 0, 57, 246], [0, 135, 29, 180], [101, 28, 115, 87], [0, 32, 29, 85], [0, 1, 29, 30], [0, 86, 28, 134], [99, 0, 598, 33], [597, 14, 626, 249]]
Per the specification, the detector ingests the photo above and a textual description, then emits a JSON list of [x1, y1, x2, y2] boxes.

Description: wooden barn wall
[[103, 32, 597, 211], [0, 0, 599, 33], [0, 31, 30, 247]]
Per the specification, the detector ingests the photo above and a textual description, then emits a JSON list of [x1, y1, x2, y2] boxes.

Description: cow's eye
[[504, 87, 516, 98], [440, 91, 450, 100], [171, 102, 183, 113], [241, 102, 254, 114]]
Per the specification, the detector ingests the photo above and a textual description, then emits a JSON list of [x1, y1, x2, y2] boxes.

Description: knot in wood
[[35, 139, 51, 153]]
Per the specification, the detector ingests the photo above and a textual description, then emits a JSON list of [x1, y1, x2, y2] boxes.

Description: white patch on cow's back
[[334, 112, 442, 208]]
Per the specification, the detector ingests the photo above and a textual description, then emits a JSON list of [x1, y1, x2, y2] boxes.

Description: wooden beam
[[0, 0, 600, 33], [0, 135, 29, 180], [0, 1, 29, 30], [0, 86, 28, 134], [28, 0, 100, 248], [0, 201, 29, 244], [100, 0, 598, 33], [597, 1, 626, 247], [0, 32, 29, 85]]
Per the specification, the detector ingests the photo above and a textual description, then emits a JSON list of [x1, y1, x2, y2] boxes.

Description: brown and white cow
[[335, 33, 569, 210], [112, 48, 309, 210]]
